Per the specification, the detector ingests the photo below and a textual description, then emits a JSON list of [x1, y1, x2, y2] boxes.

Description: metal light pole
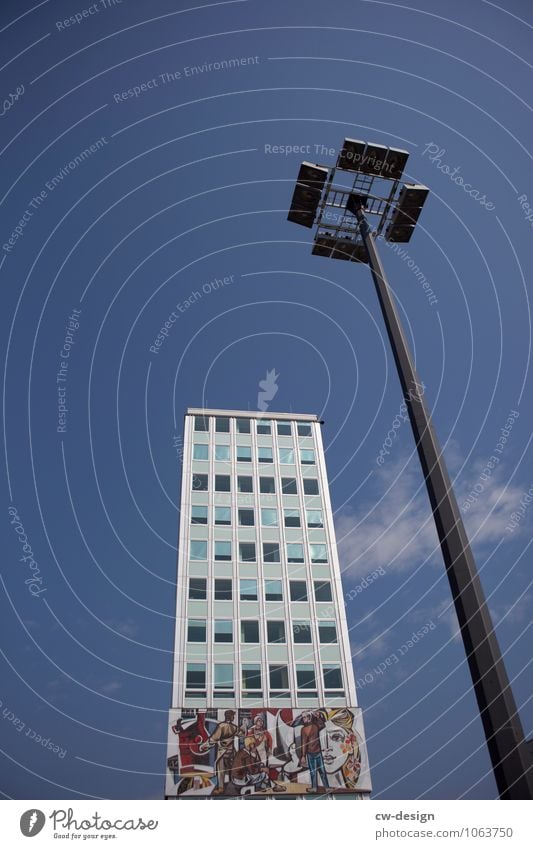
[[288, 140, 532, 800]]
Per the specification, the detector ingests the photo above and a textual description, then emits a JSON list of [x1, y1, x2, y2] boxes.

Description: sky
[[1, 0, 532, 801]]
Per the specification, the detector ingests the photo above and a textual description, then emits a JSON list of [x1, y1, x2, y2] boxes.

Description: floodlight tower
[[288, 139, 532, 800]]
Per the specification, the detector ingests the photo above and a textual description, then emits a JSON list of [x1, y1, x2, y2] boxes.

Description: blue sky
[[1, 0, 532, 800]]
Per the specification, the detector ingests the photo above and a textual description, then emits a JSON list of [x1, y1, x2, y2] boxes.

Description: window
[[236, 418, 250, 433], [282, 477, 297, 495], [284, 509, 300, 528], [236, 445, 251, 463], [187, 619, 206, 642], [215, 474, 231, 492], [290, 580, 308, 602], [214, 578, 232, 601], [238, 508, 254, 527], [214, 664, 233, 690], [323, 665, 343, 690], [188, 577, 206, 600], [296, 664, 316, 690], [260, 477, 275, 494], [191, 505, 208, 525], [190, 540, 207, 560], [186, 663, 205, 690], [303, 478, 319, 495], [240, 578, 257, 601], [193, 443, 208, 460], [269, 664, 289, 691], [239, 542, 256, 562], [297, 422, 312, 436], [314, 580, 332, 602], [237, 475, 253, 493], [306, 509, 323, 528], [194, 416, 209, 432], [214, 541, 232, 561], [319, 621, 338, 644], [300, 448, 315, 465], [310, 544, 328, 564], [277, 422, 291, 436], [287, 543, 304, 563], [263, 542, 280, 563], [265, 579, 283, 601], [267, 621, 286, 643], [192, 473, 208, 491], [214, 506, 231, 526], [261, 507, 278, 527], [214, 620, 233, 643], [241, 620, 259, 643], [215, 417, 230, 433], [257, 419, 271, 435], [215, 444, 230, 462], [293, 621, 312, 644], [258, 447, 273, 464], [279, 447, 294, 464], [241, 665, 261, 693]]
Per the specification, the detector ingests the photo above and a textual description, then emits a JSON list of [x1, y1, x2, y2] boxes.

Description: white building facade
[[165, 409, 371, 798]]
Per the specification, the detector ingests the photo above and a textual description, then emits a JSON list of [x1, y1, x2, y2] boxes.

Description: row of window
[[187, 618, 338, 644], [191, 505, 324, 529], [192, 474, 320, 495], [188, 577, 333, 603], [193, 416, 313, 437], [189, 540, 328, 564], [193, 444, 316, 466], [185, 662, 343, 698]]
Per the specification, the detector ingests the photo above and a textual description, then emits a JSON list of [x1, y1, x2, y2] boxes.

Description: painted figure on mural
[[319, 708, 361, 789], [291, 709, 330, 793], [229, 736, 287, 794], [198, 709, 245, 794]]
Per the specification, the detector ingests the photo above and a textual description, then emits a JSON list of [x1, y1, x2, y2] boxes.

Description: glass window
[[260, 476, 275, 494], [190, 540, 207, 560], [287, 543, 304, 563], [269, 664, 289, 689], [293, 622, 312, 644], [297, 422, 312, 436], [279, 447, 294, 464], [191, 504, 208, 524], [192, 473, 208, 491], [239, 542, 256, 562], [284, 509, 300, 528], [277, 422, 291, 436], [303, 478, 319, 495], [290, 580, 308, 602], [310, 544, 328, 563], [323, 665, 343, 689], [261, 507, 278, 527], [214, 620, 233, 643], [296, 665, 316, 689], [240, 578, 257, 601], [236, 445, 251, 463], [242, 665, 261, 690], [194, 416, 209, 432], [193, 443, 208, 460], [214, 578, 232, 601], [187, 619, 206, 642], [265, 579, 283, 601], [258, 447, 273, 464], [214, 506, 231, 526], [236, 418, 250, 433], [267, 622, 286, 644], [186, 663, 205, 689], [256, 419, 271, 435], [314, 580, 332, 602], [319, 621, 338, 644], [263, 542, 280, 563], [215, 417, 230, 433], [214, 663, 233, 689], [215, 474, 231, 492], [237, 475, 253, 493], [300, 448, 315, 465], [282, 477, 297, 494], [214, 541, 232, 561], [238, 508, 254, 527], [241, 620, 260, 642], [188, 577, 206, 600], [306, 509, 323, 528], [215, 444, 230, 462]]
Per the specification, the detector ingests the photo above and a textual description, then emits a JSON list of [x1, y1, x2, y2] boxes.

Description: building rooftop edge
[[186, 408, 319, 422]]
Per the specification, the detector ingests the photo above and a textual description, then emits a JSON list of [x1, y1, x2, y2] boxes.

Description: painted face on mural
[[319, 720, 353, 774]]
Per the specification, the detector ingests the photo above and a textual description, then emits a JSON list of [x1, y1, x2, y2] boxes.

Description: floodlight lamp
[[337, 138, 366, 172]]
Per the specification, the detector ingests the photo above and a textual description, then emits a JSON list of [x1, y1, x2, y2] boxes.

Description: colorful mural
[[165, 707, 371, 797]]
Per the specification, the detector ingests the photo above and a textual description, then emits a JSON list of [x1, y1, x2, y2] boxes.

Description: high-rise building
[[165, 408, 371, 798]]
